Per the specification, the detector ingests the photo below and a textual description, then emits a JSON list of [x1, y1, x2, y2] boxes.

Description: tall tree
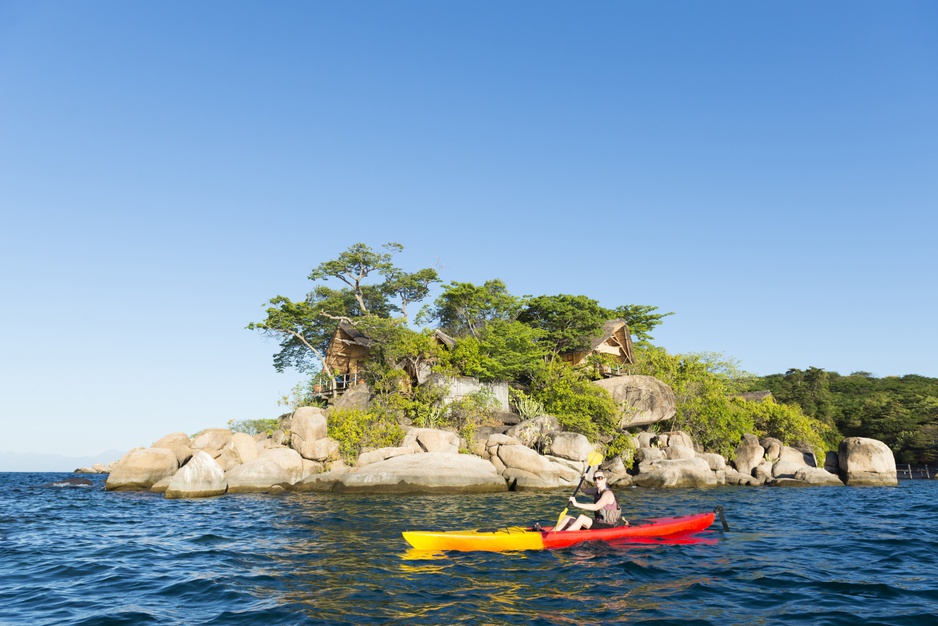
[[516, 294, 608, 357], [418, 279, 519, 338], [607, 304, 674, 344], [308, 242, 403, 315], [250, 242, 437, 376], [382, 267, 440, 324]]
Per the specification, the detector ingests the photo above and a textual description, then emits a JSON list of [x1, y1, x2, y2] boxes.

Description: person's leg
[[555, 515, 576, 531], [564, 515, 594, 531]]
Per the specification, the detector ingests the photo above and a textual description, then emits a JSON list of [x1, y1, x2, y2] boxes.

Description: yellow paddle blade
[[586, 450, 604, 468], [553, 507, 568, 532]]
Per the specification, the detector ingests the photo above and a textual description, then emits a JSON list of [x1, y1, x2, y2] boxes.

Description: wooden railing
[[897, 464, 934, 479]]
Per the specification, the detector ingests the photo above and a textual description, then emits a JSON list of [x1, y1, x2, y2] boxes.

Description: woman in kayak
[[557, 472, 626, 531]]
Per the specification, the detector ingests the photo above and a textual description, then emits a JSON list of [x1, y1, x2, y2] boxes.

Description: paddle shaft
[[553, 460, 600, 531]]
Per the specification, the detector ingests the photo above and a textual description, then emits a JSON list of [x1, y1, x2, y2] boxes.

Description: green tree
[[470, 319, 548, 382], [308, 242, 403, 315], [607, 304, 674, 344], [528, 361, 618, 440], [418, 279, 519, 338], [382, 267, 440, 324], [516, 294, 608, 357], [249, 242, 437, 376]]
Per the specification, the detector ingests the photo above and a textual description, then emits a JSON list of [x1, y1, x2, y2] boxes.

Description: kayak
[[402, 511, 716, 552]]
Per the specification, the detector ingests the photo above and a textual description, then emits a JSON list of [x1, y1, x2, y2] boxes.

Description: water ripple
[[2, 473, 938, 624]]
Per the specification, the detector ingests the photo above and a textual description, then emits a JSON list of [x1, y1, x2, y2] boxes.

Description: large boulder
[[227, 432, 259, 465], [291, 407, 329, 459], [697, 452, 727, 472], [496, 444, 580, 485], [506, 415, 561, 448], [838, 437, 898, 486], [357, 445, 419, 466], [593, 375, 677, 429], [164, 451, 227, 499], [336, 452, 508, 493], [733, 434, 765, 476], [290, 467, 352, 492], [772, 445, 815, 478], [106, 448, 179, 491], [332, 384, 372, 412], [226, 459, 291, 493], [191, 428, 233, 458], [545, 432, 593, 462], [632, 457, 717, 488], [793, 467, 845, 486], [760, 437, 784, 463], [258, 447, 306, 484], [152, 432, 194, 466], [402, 428, 460, 454], [664, 431, 695, 450]]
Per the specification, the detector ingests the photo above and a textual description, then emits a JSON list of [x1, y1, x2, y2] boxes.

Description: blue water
[[1, 473, 936, 625]]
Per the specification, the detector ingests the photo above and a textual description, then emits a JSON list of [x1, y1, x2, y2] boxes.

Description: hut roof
[[335, 320, 374, 348], [590, 319, 629, 350], [433, 329, 456, 349], [735, 390, 775, 403]]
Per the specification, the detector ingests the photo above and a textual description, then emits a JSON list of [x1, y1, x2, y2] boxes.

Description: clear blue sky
[[1, 1, 936, 463]]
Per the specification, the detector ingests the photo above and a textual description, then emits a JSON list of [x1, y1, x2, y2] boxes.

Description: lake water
[[1, 472, 936, 625]]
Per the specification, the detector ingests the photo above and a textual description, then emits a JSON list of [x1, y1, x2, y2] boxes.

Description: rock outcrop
[[106, 448, 178, 491], [226, 459, 291, 493], [164, 451, 228, 499], [838, 437, 898, 486], [593, 375, 677, 428], [335, 452, 507, 493]]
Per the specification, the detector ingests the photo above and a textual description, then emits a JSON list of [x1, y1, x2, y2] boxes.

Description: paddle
[[552, 450, 604, 532]]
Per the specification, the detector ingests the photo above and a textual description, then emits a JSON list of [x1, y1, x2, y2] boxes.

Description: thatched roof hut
[[560, 319, 635, 374], [323, 321, 373, 381], [734, 390, 775, 403]]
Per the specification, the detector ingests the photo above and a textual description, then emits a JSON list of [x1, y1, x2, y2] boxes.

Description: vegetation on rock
[[249, 242, 920, 465]]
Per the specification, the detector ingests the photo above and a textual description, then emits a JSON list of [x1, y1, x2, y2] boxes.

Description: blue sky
[[1, 1, 936, 464]]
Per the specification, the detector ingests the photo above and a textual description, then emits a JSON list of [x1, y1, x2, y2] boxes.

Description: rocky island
[[89, 375, 899, 498]]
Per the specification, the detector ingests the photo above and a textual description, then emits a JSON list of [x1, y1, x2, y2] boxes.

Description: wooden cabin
[[323, 321, 374, 389], [560, 319, 635, 376], [321, 322, 457, 391]]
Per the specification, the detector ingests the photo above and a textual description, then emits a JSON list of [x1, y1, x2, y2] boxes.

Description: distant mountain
[[0, 449, 125, 473]]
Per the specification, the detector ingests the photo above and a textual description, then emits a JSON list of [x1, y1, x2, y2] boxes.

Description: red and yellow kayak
[[402, 511, 716, 552]]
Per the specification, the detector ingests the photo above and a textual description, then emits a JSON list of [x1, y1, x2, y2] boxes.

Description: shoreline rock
[[96, 410, 901, 497]]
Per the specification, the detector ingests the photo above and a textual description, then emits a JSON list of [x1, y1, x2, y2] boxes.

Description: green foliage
[[249, 242, 438, 376], [528, 361, 618, 439], [227, 418, 280, 437], [326, 408, 406, 464], [630, 346, 835, 458], [517, 294, 609, 356], [754, 369, 938, 464], [417, 279, 519, 338], [606, 304, 674, 344], [472, 320, 548, 382], [606, 432, 637, 468], [728, 397, 836, 459], [382, 267, 440, 323], [443, 390, 500, 449], [509, 388, 545, 419], [308, 241, 403, 315]]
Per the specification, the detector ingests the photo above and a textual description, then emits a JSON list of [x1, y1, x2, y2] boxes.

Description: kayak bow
[[403, 511, 716, 552]]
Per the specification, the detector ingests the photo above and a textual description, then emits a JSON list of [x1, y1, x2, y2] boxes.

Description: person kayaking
[[556, 471, 626, 531]]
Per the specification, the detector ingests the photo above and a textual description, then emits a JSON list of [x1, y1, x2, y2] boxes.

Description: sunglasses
[[594, 475, 606, 480]]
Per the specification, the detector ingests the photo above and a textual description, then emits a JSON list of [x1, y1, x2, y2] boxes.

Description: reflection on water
[[2, 475, 938, 624]]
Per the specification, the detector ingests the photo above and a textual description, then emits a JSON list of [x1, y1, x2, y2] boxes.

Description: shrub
[[528, 361, 617, 439], [326, 409, 406, 464], [228, 418, 280, 436]]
